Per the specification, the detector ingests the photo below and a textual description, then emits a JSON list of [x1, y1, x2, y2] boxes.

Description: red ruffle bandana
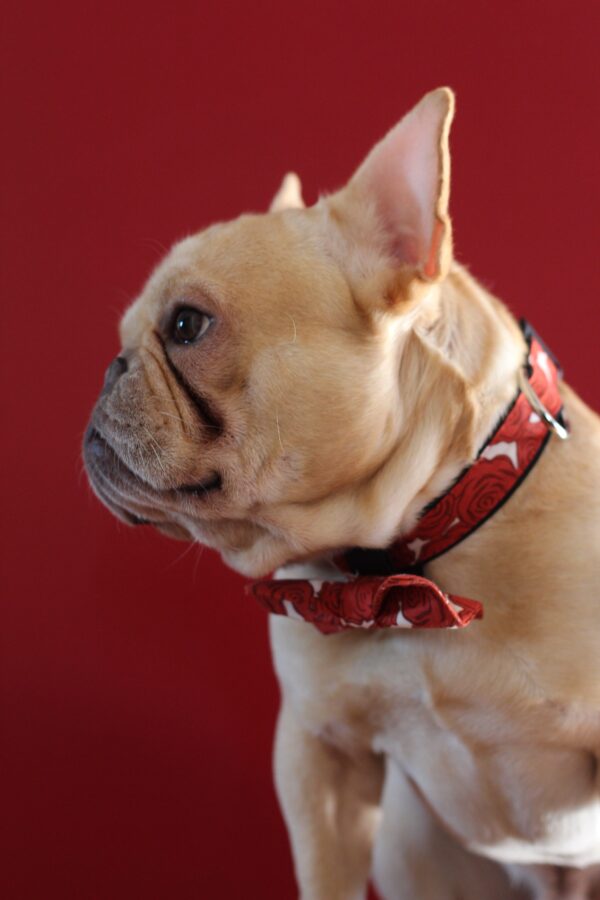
[[247, 323, 568, 634]]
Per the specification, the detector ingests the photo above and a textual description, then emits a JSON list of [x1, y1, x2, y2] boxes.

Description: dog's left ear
[[270, 172, 305, 211], [329, 87, 455, 305]]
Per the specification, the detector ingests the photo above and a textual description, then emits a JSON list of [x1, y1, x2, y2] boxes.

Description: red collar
[[247, 323, 568, 634]]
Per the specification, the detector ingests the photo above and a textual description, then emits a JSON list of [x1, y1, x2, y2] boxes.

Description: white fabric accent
[[537, 350, 552, 381], [395, 609, 413, 628], [407, 537, 428, 561], [481, 440, 518, 469], [282, 600, 305, 621], [341, 618, 376, 630]]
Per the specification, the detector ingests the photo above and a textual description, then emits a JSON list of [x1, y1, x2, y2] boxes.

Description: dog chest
[[270, 617, 600, 867], [377, 693, 600, 867]]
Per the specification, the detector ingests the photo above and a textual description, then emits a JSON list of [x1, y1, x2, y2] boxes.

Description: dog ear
[[330, 88, 454, 302], [270, 172, 305, 211]]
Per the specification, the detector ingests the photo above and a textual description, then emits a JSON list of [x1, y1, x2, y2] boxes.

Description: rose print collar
[[247, 322, 569, 634]]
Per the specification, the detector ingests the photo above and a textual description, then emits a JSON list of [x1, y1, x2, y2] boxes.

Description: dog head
[[84, 88, 478, 576]]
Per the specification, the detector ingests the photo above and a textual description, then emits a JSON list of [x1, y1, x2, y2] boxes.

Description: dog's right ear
[[327, 88, 455, 310], [270, 172, 304, 211]]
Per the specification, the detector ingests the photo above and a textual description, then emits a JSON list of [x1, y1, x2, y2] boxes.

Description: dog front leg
[[274, 702, 383, 900]]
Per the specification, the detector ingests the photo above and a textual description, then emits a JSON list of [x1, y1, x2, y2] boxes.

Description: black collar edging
[[339, 319, 568, 578]]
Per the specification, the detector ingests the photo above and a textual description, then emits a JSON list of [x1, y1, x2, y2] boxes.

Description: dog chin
[[91, 479, 195, 541], [151, 521, 194, 541], [181, 518, 290, 578], [84, 423, 298, 574]]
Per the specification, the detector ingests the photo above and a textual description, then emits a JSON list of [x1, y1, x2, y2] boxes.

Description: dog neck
[[226, 266, 535, 576], [246, 289, 567, 632], [397, 263, 526, 531]]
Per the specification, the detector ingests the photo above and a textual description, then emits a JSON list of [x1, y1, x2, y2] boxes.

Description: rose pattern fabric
[[248, 331, 565, 634], [392, 337, 564, 569], [246, 575, 483, 635]]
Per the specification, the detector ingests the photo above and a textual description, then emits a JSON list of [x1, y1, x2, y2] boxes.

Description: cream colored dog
[[84, 89, 600, 899]]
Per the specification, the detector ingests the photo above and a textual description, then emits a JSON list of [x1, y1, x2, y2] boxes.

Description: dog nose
[[103, 355, 128, 394]]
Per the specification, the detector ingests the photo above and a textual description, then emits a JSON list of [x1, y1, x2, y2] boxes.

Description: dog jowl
[[84, 89, 600, 899]]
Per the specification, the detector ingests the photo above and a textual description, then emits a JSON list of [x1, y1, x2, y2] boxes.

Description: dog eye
[[171, 307, 212, 344]]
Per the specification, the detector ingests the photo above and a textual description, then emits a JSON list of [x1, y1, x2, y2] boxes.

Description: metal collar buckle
[[517, 367, 569, 441]]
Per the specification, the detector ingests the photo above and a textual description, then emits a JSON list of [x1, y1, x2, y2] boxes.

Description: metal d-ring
[[518, 368, 570, 441]]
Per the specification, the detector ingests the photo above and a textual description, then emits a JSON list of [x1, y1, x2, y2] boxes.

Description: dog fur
[[84, 89, 600, 899]]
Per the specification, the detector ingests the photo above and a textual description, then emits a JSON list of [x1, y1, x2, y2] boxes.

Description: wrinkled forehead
[[119, 209, 349, 348]]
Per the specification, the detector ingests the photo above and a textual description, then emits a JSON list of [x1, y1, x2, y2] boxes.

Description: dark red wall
[[2, 2, 599, 897]]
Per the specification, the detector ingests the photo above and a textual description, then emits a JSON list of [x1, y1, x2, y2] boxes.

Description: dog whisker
[[139, 236, 170, 258], [157, 410, 188, 422], [286, 313, 298, 344], [164, 538, 199, 571], [142, 424, 167, 475], [276, 412, 285, 453]]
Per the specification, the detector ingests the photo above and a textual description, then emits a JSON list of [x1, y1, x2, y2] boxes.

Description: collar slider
[[517, 366, 569, 441]]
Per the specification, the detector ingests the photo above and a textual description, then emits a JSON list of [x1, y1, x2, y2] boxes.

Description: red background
[[2, 2, 599, 898]]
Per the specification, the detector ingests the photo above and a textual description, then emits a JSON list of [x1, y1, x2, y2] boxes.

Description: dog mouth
[[83, 425, 222, 531], [176, 472, 223, 496]]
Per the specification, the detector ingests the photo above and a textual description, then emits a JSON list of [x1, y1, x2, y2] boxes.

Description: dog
[[84, 88, 600, 899]]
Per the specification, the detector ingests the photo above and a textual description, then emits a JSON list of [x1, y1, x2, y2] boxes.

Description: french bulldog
[[84, 89, 600, 899]]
